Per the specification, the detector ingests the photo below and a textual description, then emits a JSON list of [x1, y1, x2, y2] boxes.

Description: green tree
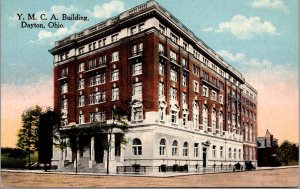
[[278, 140, 299, 166], [17, 105, 42, 169]]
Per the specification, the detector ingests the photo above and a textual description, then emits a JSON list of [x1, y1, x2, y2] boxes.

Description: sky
[[1, 0, 298, 147]]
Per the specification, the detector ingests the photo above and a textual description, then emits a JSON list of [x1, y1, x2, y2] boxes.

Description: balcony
[[200, 77, 220, 91], [58, 73, 68, 80], [129, 50, 143, 60], [85, 63, 107, 73], [158, 51, 167, 59], [170, 57, 181, 67]]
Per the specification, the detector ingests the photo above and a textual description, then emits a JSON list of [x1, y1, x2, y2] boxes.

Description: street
[[1, 167, 298, 187]]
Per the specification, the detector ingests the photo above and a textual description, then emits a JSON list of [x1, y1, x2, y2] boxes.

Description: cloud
[[1, 76, 53, 147], [89, 0, 125, 18], [50, 5, 78, 14], [30, 20, 87, 45], [217, 50, 246, 62], [250, 0, 288, 12], [203, 15, 277, 39]]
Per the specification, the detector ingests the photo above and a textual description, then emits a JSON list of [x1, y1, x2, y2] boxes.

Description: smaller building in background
[[257, 129, 279, 167]]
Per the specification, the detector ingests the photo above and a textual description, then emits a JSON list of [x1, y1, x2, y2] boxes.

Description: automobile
[[244, 161, 256, 171]]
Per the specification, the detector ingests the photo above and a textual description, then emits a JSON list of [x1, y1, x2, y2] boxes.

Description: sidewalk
[[2, 165, 298, 178]]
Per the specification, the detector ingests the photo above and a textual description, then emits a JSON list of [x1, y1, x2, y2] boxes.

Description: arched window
[[202, 105, 208, 131], [233, 148, 237, 159], [132, 138, 142, 155], [238, 149, 241, 160], [228, 148, 232, 159], [183, 142, 189, 156], [211, 109, 216, 133], [172, 140, 178, 156], [159, 138, 166, 155]]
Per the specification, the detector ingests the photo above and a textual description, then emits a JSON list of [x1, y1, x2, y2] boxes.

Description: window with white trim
[[159, 139, 166, 156], [79, 95, 85, 107], [183, 142, 188, 156], [133, 82, 142, 96], [61, 99, 68, 110], [220, 146, 223, 158], [111, 51, 119, 62], [95, 91, 105, 103], [111, 34, 118, 42], [111, 88, 119, 101], [132, 138, 142, 155], [182, 75, 187, 86], [61, 83, 68, 94], [170, 69, 178, 82], [159, 63, 164, 75], [79, 63, 85, 72], [159, 24, 165, 35], [182, 92, 187, 104], [158, 82, 164, 96], [111, 69, 119, 81], [202, 86, 208, 97], [211, 91, 216, 101], [95, 112, 106, 122], [170, 33, 178, 43], [238, 149, 241, 160], [202, 105, 208, 131], [158, 43, 164, 54], [78, 79, 84, 90], [132, 63, 142, 75], [219, 95, 223, 104], [182, 113, 187, 127], [210, 109, 216, 133], [79, 112, 85, 124], [172, 140, 178, 156], [133, 107, 143, 121], [212, 145, 216, 158], [170, 50, 177, 61], [171, 110, 178, 124], [170, 87, 177, 101], [194, 143, 199, 157], [228, 148, 232, 159], [234, 148, 237, 159], [194, 81, 199, 92]]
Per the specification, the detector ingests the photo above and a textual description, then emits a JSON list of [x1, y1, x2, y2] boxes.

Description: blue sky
[[1, 0, 298, 147]]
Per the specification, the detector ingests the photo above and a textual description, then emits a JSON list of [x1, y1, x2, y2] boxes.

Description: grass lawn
[[1, 151, 38, 169]]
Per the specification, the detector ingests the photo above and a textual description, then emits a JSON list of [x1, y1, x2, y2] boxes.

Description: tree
[[38, 109, 61, 171], [277, 140, 299, 166], [17, 105, 42, 169]]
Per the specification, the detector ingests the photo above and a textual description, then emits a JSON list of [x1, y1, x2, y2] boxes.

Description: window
[[192, 65, 200, 76], [170, 33, 178, 43], [159, 139, 166, 156], [238, 149, 241, 160], [95, 91, 105, 103], [79, 95, 85, 107], [79, 113, 84, 124], [194, 81, 199, 92], [159, 24, 165, 35], [170, 87, 177, 100], [99, 55, 107, 65], [96, 73, 105, 85], [202, 86, 208, 97], [211, 91, 216, 101], [61, 83, 68, 94], [111, 88, 119, 101], [132, 138, 142, 155], [220, 146, 223, 158], [130, 26, 137, 35], [111, 51, 119, 62], [111, 69, 119, 81], [170, 69, 178, 82], [172, 140, 178, 156], [218, 112, 223, 134], [171, 110, 178, 124], [138, 23, 144, 32], [158, 43, 164, 54], [111, 34, 118, 42], [234, 149, 237, 159], [182, 113, 187, 127], [182, 58, 187, 67], [212, 145, 216, 158], [79, 47, 84, 55], [193, 114, 199, 129], [194, 143, 199, 157], [210, 109, 216, 133], [90, 113, 95, 123], [159, 63, 164, 75], [133, 82, 142, 96], [158, 82, 164, 96], [133, 107, 143, 121], [202, 105, 208, 131], [219, 95, 223, 104], [89, 93, 95, 104], [61, 99, 68, 110], [133, 63, 142, 75], [78, 79, 84, 90], [183, 142, 188, 156], [94, 112, 106, 122], [183, 42, 188, 50], [182, 92, 187, 104], [79, 63, 85, 72], [170, 50, 177, 61], [131, 43, 143, 55], [182, 75, 187, 86], [159, 107, 165, 121], [228, 148, 232, 159]]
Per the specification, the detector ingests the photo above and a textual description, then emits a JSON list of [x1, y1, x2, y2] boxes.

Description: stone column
[[89, 136, 95, 168], [110, 134, 115, 161]]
